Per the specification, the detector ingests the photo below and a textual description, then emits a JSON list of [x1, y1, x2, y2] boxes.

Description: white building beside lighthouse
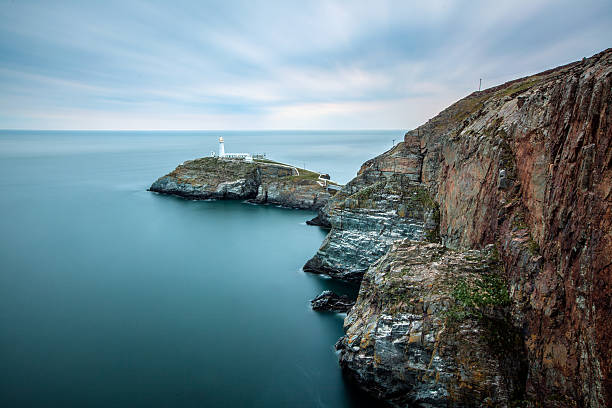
[[213, 137, 253, 162]]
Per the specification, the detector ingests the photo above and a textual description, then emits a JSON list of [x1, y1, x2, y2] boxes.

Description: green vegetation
[[497, 137, 516, 183], [353, 181, 385, 201], [284, 171, 321, 182], [527, 238, 540, 256], [451, 95, 490, 125], [452, 274, 510, 312], [445, 255, 510, 323], [253, 158, 281, 164], [411, 186, 436, 209], [400, 186, 438, 215], [510, 213, 540, 256], [490, 245, 500, 263], [253, 158, 338, 185], [497, 77, 542, 98], [511, 213, 528, 231], [285, 169, 340, 185], [425, 227, 440, 243], [404, 186, 441, 243], [172, 157, 258, 184]]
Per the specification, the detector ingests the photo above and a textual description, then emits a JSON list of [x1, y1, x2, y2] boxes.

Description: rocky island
[[149, 157, 338, 210], [304, 49, 611, 407]]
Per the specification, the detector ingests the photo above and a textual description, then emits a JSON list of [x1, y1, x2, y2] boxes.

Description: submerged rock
[[310, 290, 355, 312], [150, 157, 338, 210]]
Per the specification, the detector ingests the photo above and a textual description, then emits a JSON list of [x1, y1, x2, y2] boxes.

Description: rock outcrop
[[303, 142, 438, 281], [150, 157, 336, 210], [337, 240, 526, 407], [309, 49, 612, 406], [310, 290, 355, 312]]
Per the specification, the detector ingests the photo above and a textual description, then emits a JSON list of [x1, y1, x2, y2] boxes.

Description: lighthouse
[[212, 137, 253, 162], [219, 137, 225, 157]]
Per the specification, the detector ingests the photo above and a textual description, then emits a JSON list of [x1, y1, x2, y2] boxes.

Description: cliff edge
[[309, 49, 612, 406]]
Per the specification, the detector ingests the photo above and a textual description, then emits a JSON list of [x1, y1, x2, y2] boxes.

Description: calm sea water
[[0, 130, 401, 407]]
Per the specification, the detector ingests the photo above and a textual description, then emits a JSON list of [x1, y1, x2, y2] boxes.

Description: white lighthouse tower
[[213, 137, 253, 162], [219, 137, 225, 157]]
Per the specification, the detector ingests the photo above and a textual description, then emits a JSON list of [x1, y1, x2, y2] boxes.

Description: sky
[[0, 0, 610, 130]]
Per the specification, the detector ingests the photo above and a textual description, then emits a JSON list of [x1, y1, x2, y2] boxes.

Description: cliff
[[308, 49, 612, 406], [338, 241, 526, 407], [150, 157, 336, 210], [303, 143, 439, 281]]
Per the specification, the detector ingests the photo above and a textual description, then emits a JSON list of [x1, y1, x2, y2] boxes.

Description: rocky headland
[[149, 157, 337, 210], [337, 241, 526, 407], [306, 49, 612, 406]]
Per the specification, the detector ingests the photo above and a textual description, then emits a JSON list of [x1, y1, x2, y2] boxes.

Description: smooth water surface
[[0, 130, 401, 407]]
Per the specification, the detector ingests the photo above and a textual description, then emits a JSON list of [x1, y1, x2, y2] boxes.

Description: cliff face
[[416, 49, 611, 407], [303, 142, 438, 281], [150, 157, 334, 210], [338, 241, 526, 407], [312, 49, 612, 406], [150, 158, 261, 199]]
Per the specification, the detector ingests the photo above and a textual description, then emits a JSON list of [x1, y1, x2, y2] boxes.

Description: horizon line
[[0, 128, 408, 132]]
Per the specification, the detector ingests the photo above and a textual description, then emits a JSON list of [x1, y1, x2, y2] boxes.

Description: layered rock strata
[[412, 48, 612, 407], [303, 141, 439, 281], [337, 240, 526, 407], [150, 157, 335, 210], [310, 49, 612, 406]]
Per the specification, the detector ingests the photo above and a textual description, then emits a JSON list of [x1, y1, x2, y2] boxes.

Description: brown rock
[[320, 48, 612, 407], [412, 48, 612, 407]]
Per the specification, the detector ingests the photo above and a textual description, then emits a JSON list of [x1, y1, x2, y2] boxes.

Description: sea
[[0, 130, 402, 407]]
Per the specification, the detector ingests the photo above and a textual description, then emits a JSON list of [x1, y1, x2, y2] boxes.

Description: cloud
[[0, 0, 610, 129]]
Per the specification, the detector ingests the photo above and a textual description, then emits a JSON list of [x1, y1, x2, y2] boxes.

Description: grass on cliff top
[[496, 77, 542, 98], [176, 157, 338, 185], [432, 75, 543, 133], [253, 158, 281, 165], [173, 157, 257, 177], [449, 93, 491, 125], [253, 159, 338, 184], [285, 170, 340, 186], [285, 171, 320, 182]]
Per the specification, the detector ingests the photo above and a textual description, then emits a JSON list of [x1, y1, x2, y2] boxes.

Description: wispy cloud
[[0, 0, 610, 129]]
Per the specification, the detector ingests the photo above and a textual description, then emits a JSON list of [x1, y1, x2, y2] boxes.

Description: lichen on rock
[[338, 240, 526, 407]]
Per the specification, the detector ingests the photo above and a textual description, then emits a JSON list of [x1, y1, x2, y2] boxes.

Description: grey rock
[[310, 290, 355, 313], [150, 157, 336, 211], [339, 241, 526, 408]]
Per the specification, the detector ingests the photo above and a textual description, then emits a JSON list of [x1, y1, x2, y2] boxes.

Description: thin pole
[[479, 78, 482, 92]]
